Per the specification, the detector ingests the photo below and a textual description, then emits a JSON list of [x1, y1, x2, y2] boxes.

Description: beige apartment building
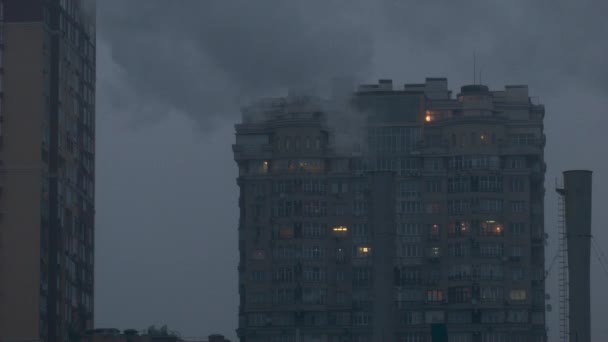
[[233, 78, 546, 342], [0, 1, 95, 341]]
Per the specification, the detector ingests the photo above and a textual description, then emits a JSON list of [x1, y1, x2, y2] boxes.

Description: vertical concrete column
[[564, 170, 592, 342], [369, 171, 396, 342]]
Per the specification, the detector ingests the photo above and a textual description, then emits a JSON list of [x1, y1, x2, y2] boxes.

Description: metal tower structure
[[556, 185, 569, 342]]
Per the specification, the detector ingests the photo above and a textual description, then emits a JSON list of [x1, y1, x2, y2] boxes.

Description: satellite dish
[[546, 304, 552, 312]]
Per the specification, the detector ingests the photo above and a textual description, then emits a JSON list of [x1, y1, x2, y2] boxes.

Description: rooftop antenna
[[473, 51, 476, 84], [479, 68, 483, 85]]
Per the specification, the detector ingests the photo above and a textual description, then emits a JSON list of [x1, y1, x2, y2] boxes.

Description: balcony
[[499, 141, 543, 156]]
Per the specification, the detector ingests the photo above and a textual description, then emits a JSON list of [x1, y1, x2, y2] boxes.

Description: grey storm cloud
[[97, 1, 376, 127], [378, 0, 608, 92], [98, 0, 608, 127]]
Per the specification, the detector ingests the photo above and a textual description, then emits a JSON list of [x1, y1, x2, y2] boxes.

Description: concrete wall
[[0, 21, 45, 340], [564, 170, 592, 342], [369, 171, 396, 341]]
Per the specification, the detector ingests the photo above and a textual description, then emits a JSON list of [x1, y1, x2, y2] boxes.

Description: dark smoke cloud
[[97, 1, 375, 128]]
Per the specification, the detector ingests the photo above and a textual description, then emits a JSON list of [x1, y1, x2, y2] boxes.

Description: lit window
[[427, 289, 444, 302], [430, 247, 441, 257], [481, 220, 504, 236], [357, 246, 371, 257], [480, 132, 488, 145], [279, 227, 294, 239], [429, 224, 440, 237], [510, 289, 527, 301], [332, 225, 348, 232]]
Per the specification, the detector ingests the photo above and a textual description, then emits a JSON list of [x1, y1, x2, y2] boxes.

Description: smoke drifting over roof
[[95, 1, 608, 340]]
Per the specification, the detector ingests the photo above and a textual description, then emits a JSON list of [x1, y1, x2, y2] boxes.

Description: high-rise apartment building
[[0, 1, 96, 341], [233, 78, 546, 342]]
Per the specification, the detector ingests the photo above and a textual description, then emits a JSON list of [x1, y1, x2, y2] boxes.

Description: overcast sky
[[94, 1, 608, 340]]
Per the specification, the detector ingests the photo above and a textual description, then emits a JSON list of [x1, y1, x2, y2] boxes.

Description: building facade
[[0, 1, 95, 341], [233, 78, 546, 342]]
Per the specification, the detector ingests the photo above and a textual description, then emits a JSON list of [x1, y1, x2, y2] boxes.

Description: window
[[448, 221, 470, 237], [303, 267, 325, 282], [510, 289, 526, 301], [448, 243, 470, 257], [399, 180, 421, 198], [250, 292, 265, 305], [509, 177, 526, 192], [284, 137, 291, 151], [479, 264, 504, 281], [448, 155, 500, 170], [352, 312, 371, 326], [425, 202, 442, 214], [447, 200, 469, 215], [511, 222, 525, 236], [336, 248, 346, 262], [302, 288, 327, 304], [367, 126, 421, 153], [448, 176, 469, 193], [507, 310, 529, 323], [480, 132, 489, 145], [355, 246, 372, 258], [302, 246, 324, 260], [425, 311, 445, 323], [449, 334, 472, 342], [511, 246, 524, 258], [397, 267, 421, 285], [481, 310, 505, 323], [473, 175, 503, 192], [448, 286, 472, 303], [477, 199, 503, 214], [399, 244, 422, 258], [427, 289, 444, 302], [448, 264, 472, 281], [279, 226, 295, 239], [511, 267, 525, 281], [481, 332, 507, 342], [509, 134, 536, 146], [508, 157, 526, 169], [400, 201, 421, 214], [274, 267, 294, 282], [510, 201, 526, 213], [353, 223, 369, 236], [303, 200, 327, 217], [402, 311, 424, 325], [479, 243, 504, 258], [480, 220, 504, 236], [303, 222, 324, 238], [429, 247, 441, 257], [336, 291, 347, 305], [447, 312, 472, 324], [353, 200, 368, 216], [400, 223, 422, 236], [249, 313, 268, 327], [428, 224, 440, 238], [425, 179, 442, 192], [480, 286, 504, 303], [396, 288, 424, 305], [401, 333, 428, 342]]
